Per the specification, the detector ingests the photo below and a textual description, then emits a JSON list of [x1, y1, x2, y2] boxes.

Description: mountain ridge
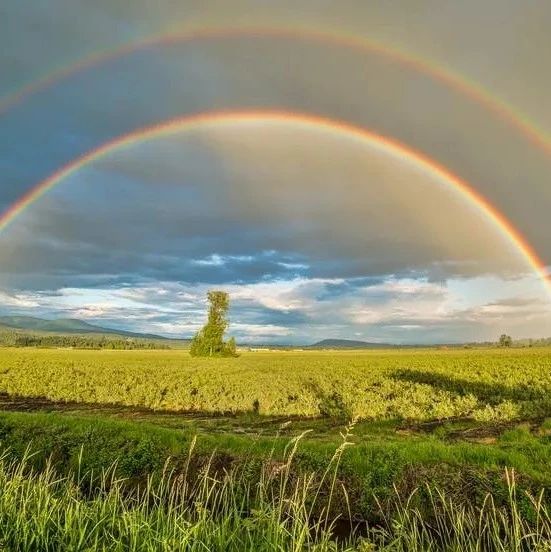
[[0, 315, 166, 340], [307, 338, 395, 349]]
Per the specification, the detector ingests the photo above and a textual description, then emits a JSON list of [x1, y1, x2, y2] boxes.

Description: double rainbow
[[1, 26, 549, 294]]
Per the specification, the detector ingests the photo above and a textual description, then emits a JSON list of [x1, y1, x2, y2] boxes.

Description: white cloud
[[2, 272, 550, 343], [192, 254, 225, 267], [192, 254, 256, 267], [0, 291, 39, 308], [231, 323, 292, 338]]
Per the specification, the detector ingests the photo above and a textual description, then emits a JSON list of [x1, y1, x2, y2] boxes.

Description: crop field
[[0, 347, 550, 422], [0, 347, 550, 550]]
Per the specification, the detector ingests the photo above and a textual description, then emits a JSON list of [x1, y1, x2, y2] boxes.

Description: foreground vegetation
[[0, 348, 550, 422], [0, 347, 550, 549], [0, 435, 549, 551], [0, 410, 549, 523]]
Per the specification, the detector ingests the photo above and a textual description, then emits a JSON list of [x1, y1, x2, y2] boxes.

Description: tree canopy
[[499, 334, 513, 348], [190, 291, 237, 357]]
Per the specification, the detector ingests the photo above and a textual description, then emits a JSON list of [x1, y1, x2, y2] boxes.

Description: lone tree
[[190, 291, 237, 357], [498, 334, 513, 348]]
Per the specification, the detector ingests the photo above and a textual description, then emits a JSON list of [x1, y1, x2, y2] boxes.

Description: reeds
[[0, 444, 548, 551]]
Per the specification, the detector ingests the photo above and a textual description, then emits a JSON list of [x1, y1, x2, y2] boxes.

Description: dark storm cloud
[[0, 124, 534, 296], [1, 12, 551, 263]]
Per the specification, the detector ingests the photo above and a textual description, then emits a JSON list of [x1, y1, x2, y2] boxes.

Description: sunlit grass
[[0, 438, 549, 551]]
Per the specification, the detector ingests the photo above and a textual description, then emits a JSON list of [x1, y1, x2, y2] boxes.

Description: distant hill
[[0, 315, 165, 340], [308, 338, 394, 349]]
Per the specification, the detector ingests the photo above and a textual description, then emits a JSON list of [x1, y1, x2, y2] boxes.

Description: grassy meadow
[[0, 346, 550, 550]]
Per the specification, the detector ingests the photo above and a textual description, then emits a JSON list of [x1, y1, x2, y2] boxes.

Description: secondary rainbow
[[1, 26, 551, 158], [1, 110, 548, 292]]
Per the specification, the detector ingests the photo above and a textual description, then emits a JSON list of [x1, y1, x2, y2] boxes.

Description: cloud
[[2, 274, 549, 343], [2, 0, 551, 342], [0, 126, 534, 296], [0, 290, 39, 308], [1, 127, 549, 342], [2, 9, 551, 264]]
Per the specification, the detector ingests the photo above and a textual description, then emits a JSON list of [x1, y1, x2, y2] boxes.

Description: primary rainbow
[[1, 110, 549, 293], [1, 25, 551, 158]]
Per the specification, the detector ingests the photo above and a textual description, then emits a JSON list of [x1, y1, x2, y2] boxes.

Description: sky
[[1, 0, 550, 344]]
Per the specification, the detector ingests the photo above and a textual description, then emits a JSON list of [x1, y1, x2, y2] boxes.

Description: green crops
[[0, 347, 550, 421]]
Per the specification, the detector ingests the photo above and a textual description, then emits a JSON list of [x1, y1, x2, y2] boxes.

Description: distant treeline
[[515, 337, 551, 347], [0, 333, 170, 350], [461, 338, 551, 349]]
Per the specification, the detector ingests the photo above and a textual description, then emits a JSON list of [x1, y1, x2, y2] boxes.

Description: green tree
[[499, 334, 513, 348], [190, 291, 238, 357]]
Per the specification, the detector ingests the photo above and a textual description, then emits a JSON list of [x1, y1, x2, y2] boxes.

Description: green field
[[1, 347, 550, 421], [0, 347, 550, 550]]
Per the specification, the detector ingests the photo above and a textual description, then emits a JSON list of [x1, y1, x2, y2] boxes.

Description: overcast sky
[[1, 1, 550, 343]]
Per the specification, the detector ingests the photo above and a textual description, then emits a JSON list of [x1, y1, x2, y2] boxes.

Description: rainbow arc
[[0, 110, 548, 295], [1, 25, 551, 159]]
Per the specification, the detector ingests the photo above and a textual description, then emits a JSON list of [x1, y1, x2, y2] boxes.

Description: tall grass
[[371, 469, 551, 551], [0, 442, 549, 551], [0, 433, 352, 552]]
